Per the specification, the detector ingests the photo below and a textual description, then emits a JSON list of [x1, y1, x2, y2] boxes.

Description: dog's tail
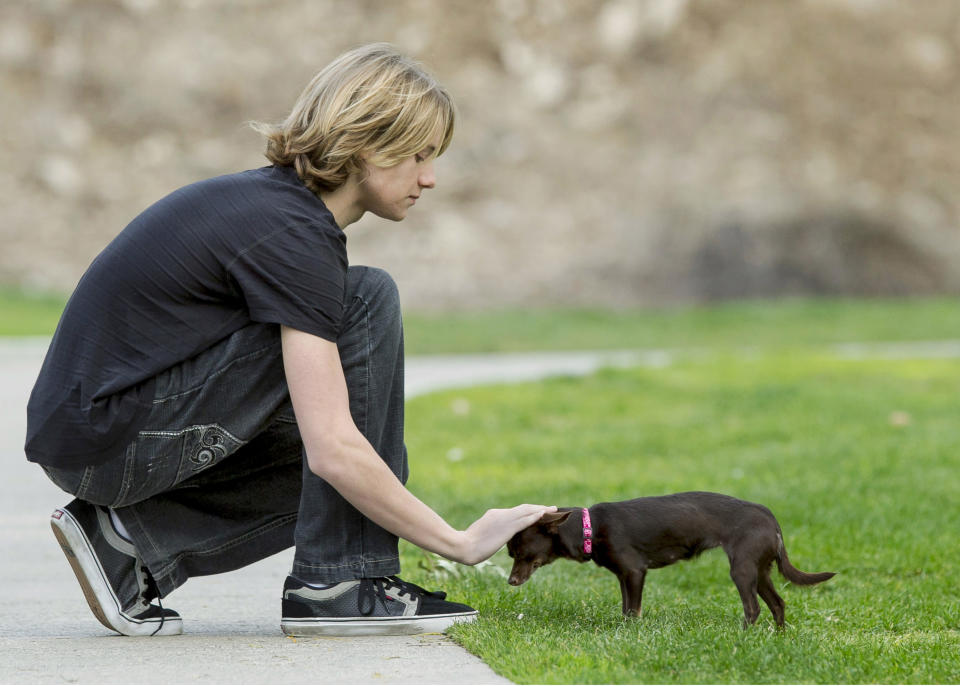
[[775, 533, 836, 586]]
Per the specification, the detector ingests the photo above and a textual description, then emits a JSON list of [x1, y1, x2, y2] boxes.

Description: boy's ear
[[539, 510, 572, 531]]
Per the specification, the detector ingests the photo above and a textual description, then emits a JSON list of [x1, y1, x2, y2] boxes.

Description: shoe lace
[[356, 576, 446, 617], [139, 563, 166, 637]]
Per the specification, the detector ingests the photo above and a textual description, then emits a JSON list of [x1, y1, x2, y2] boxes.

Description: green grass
[[0, 288, 68, 336], [4, 290, 960, 352], [399, 352, 960, 683], [403, 297, 960, 353]]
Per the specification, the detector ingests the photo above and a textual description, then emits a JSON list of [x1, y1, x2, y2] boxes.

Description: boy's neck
[[320, 176, 364, 229]]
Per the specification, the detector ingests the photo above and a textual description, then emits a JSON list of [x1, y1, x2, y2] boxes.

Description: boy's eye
[[415, 145, 437, 164]]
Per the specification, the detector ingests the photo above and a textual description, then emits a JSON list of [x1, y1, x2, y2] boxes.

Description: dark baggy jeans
[[41, 266, 408, 597]]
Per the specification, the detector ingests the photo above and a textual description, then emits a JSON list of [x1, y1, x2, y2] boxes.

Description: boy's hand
[[454, 504, 558, 565]]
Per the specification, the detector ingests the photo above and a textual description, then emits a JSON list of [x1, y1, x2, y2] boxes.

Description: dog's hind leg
[[757, 564, 785, 627], [730, 560, 761, 628]]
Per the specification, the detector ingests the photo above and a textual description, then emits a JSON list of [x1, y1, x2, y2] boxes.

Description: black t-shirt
[[25, 165, 347, 468]]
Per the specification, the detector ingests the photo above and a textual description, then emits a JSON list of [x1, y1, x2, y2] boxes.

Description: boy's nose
[[419, 161, 436, 189]]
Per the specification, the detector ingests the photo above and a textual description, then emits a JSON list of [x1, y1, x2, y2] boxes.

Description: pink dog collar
[[581, 508, 593, 556]]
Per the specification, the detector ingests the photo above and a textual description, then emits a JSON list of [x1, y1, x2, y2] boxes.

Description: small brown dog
[[506, 491, 835, 627]]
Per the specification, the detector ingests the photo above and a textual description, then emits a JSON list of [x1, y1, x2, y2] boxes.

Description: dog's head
[[506, 510, 574, 586]]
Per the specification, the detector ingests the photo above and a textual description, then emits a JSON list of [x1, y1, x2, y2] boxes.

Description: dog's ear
[[539, 510, 573, 531]]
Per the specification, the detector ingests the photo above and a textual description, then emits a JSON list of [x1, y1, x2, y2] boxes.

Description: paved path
[[0, 339, 661, 684], [4, 337, 958, 683]]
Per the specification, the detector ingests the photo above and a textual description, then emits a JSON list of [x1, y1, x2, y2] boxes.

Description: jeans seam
[[137, 424, 243, 443], [112, 446, 137, 507], [355, 293, 372, 566], [153, 342, 279, 404], [352, 293, 372, 437], [75, 465, 95, 501], [292, 556, 399, 571]]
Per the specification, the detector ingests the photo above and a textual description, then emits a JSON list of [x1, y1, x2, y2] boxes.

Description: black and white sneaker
[[281, 575, 478, 636], [50, 499, 182, 636]]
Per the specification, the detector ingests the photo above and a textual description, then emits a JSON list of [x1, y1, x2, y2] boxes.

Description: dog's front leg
[[618, 576, 629, 615], [621, 569, 646, 617]]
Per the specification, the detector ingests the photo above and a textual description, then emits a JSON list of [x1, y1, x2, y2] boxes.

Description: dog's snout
[[508, 563, 531, 586]]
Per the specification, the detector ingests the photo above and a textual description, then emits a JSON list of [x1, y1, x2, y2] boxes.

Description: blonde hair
[[251, 43, 455, 195]]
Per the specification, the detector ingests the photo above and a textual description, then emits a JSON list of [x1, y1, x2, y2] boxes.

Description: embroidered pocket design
[[191, 428, 226, 469]]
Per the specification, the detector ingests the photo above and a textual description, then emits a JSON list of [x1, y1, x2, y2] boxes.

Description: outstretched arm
[[281, 326, 554, 565]]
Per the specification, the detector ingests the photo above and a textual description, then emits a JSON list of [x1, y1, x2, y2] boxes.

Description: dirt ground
[[3, 0, 958, 309]]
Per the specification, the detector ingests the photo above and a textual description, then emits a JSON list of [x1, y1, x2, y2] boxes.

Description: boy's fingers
[[514, 504, 557, 527]]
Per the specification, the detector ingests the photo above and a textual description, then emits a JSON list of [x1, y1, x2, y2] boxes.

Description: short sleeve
[[227, 221, 348, 341]]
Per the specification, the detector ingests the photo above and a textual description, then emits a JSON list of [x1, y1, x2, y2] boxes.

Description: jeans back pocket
[[115, 424, 243, 507]]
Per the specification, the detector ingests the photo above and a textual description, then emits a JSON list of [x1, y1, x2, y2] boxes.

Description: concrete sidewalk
[[0, 338, 654, 684]]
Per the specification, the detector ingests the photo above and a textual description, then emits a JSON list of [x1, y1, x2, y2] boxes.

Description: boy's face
[[359, 138, 440, 222]]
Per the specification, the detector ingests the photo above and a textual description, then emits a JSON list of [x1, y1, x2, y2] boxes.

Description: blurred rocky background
[[2, 0, 958, 309]]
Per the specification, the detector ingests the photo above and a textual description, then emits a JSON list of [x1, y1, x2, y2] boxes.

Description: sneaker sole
[[50, 507, 182, 636], [281, 611, 477, 637]]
